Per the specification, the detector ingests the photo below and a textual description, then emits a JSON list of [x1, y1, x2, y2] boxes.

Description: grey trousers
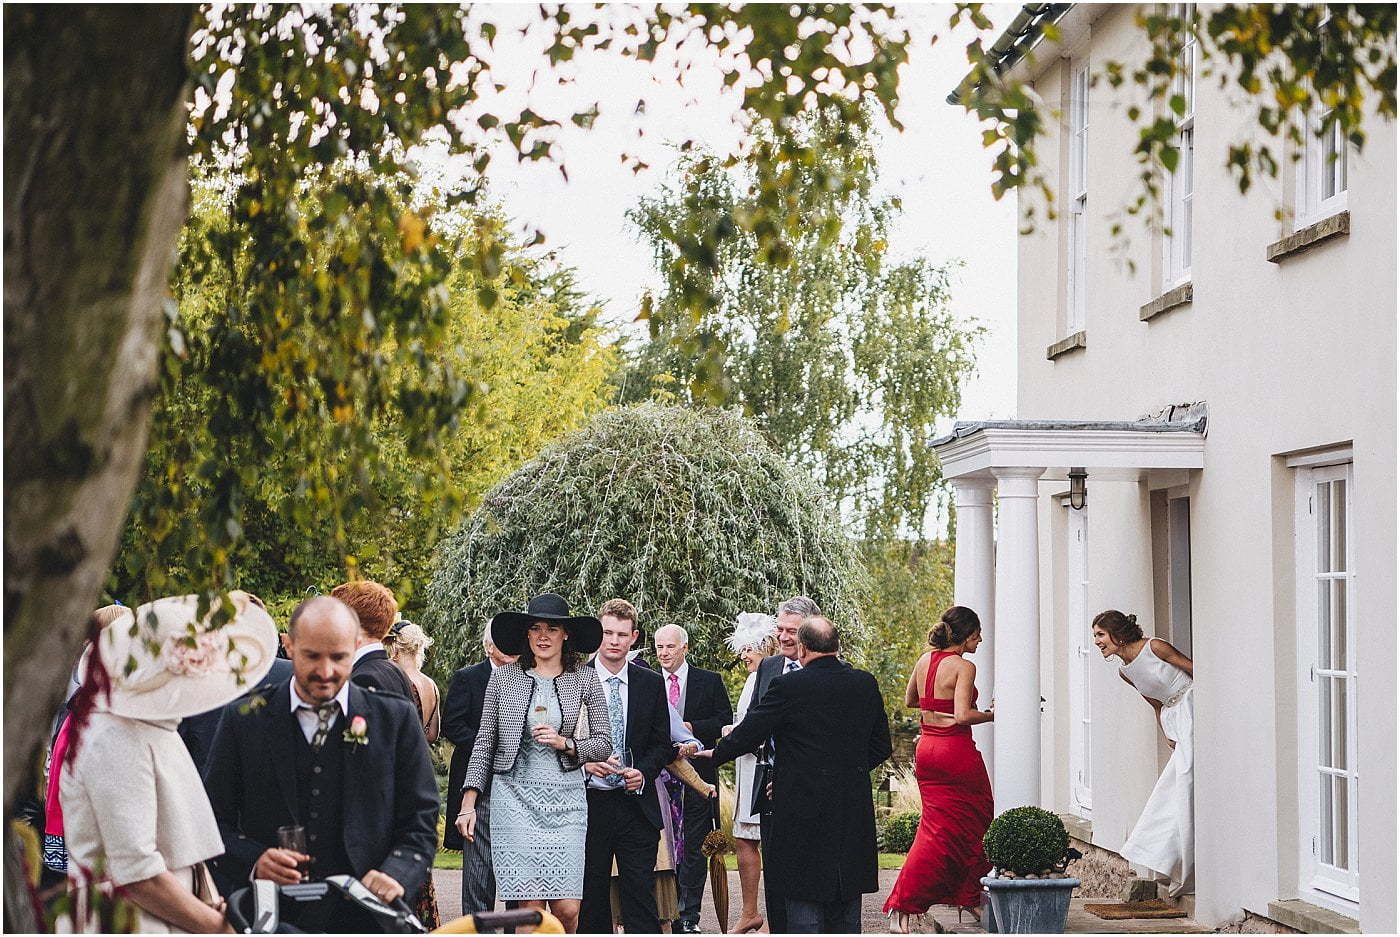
[[461, 793, 497, 916], [785, 896, 862, 934]]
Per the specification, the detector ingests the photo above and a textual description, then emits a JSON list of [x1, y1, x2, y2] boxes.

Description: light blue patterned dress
[[491, 669, 589, 900]]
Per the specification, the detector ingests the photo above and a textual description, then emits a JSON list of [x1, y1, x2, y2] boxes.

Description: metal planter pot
[[979, 876, 1080, 934]]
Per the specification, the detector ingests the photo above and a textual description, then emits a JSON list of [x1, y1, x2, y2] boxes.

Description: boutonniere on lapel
[[343, 714, 369, 748], [238, 692, 268, 716]]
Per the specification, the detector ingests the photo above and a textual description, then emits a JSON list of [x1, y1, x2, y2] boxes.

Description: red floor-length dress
[[883, 650, 994, 914]]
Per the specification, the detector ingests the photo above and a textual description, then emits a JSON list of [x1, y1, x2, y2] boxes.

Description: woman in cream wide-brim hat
[[62, 591, 277, 934]]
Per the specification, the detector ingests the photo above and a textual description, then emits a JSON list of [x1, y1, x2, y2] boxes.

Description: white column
[[991, 466, 1045, 814], [952, 477, 997, 777]]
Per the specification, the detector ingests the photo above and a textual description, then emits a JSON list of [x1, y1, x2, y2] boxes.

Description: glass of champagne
[[529, 704, 551, 745], [618, 748, 641, 795]]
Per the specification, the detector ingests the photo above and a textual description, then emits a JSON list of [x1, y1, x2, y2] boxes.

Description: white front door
[[1296, 461, 1359, 911], [1067, 503, 1092, 816]]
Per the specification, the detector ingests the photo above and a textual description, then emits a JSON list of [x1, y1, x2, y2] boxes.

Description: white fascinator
[[726, 612, 777, 655]]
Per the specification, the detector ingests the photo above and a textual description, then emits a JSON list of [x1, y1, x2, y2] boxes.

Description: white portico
[[933, 414, 1206, 815]]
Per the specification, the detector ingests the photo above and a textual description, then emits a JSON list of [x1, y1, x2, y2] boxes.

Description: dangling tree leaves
[[423, 404, 865, 679]]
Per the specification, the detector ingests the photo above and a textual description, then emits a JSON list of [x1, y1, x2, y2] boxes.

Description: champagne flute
[[618, 748, 641, 795], [529, 704, 551, 746]]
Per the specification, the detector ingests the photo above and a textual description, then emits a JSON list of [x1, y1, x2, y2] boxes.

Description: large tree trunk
[[3, 3, 194, 841]]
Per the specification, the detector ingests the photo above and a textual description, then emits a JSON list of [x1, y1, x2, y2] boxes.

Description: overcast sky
[[420, 4, 1019, 423]]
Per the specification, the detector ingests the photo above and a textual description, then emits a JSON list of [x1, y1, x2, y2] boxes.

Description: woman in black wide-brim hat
[[456, 594, 612, 933]]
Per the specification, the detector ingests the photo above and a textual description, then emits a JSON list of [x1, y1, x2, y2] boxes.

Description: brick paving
[[432, 867, 1208, 933]]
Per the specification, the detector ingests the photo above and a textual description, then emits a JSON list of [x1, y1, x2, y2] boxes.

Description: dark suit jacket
[[202, 678, 439, 896], [180, 658, 292, 774], [712, 655, 892, 901], [750, 653, 797, 761], [351, 648, 414, 699], [677, 666, 733, 785], [442, 659, 493, 850], [588, 660, 674, 830]]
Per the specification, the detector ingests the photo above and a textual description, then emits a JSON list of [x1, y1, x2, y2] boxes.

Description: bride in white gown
[[1092, 609, 1195, 897]]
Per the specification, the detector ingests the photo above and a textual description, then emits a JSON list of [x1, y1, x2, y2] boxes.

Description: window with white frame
[[1296, 8, 1349, 227], [1294, 459, 1359, 910], [1067, 63, 1089, 333], [1163, 3, 1195, 285], [1298, 104, 1349, 226]]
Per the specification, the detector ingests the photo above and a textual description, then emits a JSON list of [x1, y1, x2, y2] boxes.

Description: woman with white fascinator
[[60, 591, 278, 933], [722, 611, 778, 935]]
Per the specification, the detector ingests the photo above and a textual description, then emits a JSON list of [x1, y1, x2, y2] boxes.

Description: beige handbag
[[573, 700, 590, 741], [191, 861, 222, 908]]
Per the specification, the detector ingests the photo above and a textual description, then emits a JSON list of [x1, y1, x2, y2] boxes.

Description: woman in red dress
[[884, 606, 995, 932]]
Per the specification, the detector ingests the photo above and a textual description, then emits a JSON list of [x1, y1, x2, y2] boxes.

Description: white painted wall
[[1011, 4, 1397, 930]]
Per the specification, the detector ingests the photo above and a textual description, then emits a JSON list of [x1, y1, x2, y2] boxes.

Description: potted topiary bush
[[980, 806, 1081, 933]]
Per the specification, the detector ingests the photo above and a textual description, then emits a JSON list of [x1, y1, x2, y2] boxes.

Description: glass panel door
[[1067, 504, 1092, 815], [1298, 462, 1358, 906]]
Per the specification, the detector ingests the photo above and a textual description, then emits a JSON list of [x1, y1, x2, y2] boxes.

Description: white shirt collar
[[353, 642, 384, 665], [289, 681, 351, 718], [596, 656, 630, 682], [666, 660, 690, 683]]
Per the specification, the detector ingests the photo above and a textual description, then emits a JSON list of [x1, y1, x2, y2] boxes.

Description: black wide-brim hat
[[490, 592, 603, 656]]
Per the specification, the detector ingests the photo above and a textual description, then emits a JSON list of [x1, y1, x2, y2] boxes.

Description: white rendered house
[[935, 5, 1396, 932]]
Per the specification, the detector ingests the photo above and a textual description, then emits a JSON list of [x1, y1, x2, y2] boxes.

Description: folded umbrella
[[701, 786, 732, 934]]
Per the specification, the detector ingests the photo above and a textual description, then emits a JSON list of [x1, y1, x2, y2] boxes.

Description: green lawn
[[434, 851, 904, 871]]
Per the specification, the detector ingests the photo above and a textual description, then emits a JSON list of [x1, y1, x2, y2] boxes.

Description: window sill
[[1058, 813, 1093, 843], [1266, 211, 1350, 263], [1265, 899, 1359, 934], [1140, 282, 1193, 321], [1046, 330, 1087, 360]]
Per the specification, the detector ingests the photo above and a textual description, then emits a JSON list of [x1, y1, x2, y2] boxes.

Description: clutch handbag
[[750, 760, 773, 815], [573, 700, 590, 740], [191, 861, 222, 908]]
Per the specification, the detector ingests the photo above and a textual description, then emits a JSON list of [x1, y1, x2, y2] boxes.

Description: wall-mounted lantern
[[1068, 467, 1088, 510]]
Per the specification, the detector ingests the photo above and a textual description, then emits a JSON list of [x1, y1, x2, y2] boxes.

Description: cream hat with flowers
[[726, 612, 778, 655], [81, 591, 278, 721]]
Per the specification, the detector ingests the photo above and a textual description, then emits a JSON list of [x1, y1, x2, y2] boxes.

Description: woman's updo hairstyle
[[385, 620, 434, 666], [929, 606, 981, 650], [1092, 609, 1143, 645]]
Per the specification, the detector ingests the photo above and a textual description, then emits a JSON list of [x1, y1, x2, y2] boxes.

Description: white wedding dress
[[1119, 639, 1194, 897]]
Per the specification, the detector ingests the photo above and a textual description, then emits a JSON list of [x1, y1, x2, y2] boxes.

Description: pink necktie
[[668, 672, 680, 707]]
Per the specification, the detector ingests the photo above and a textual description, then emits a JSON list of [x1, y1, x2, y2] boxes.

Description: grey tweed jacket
[[462, 661, 613, 795]]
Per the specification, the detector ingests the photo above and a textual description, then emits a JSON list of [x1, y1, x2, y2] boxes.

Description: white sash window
[[1067, 62, 1089, 334], [1161, 4, 1195, 286]]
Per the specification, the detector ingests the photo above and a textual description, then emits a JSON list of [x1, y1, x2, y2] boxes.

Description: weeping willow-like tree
[[423, 403, 864, 676]]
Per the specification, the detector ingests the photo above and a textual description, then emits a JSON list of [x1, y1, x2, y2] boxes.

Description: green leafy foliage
[[983, 806, 1071, 876], [857, 539, 956, 728], [880, 809, 922, 853], [423, 403, 865, 678], [113, 175, 616, 610], [621, 111, 980, 538], [121, 4, 916, 615]]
